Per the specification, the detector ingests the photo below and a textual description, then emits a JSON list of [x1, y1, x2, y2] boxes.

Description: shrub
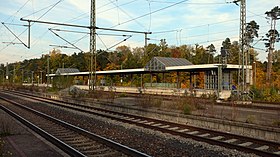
[[272, 120, 280, 127], [245, 115, 256, 124], [183, 104, 192, 115]]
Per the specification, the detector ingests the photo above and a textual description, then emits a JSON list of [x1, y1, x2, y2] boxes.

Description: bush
[[251, 86, 280, 102], [245, 115, 256, 124], [183, 104, 192, 115], [272, 120, 280, 127]]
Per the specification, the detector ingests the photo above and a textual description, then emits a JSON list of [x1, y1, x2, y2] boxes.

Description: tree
[[206, 44, 216, 63], [222, 38, 231, 49], [264, 6, 280, 85], [220, 38, 239, 64], [245, 20, 259, 46]]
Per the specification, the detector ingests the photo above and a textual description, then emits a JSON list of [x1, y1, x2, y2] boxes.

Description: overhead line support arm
[[20, 18, 90, 29]]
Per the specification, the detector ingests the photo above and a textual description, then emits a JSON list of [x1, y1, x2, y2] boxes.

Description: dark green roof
[[145, 57, 193, 71]]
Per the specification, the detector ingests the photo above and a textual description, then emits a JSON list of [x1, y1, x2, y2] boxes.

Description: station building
[[49, 57, 252, 99]]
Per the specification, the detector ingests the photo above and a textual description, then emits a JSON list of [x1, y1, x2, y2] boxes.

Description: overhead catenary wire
[[98, 0, 139, 14], [0, 0, 64, 54], [147, 0, 152, 32], [152, 13, 267, 34], [0, 0, 31, 38], [49, 28, 84, 52], [107, 0, 149, 31], [150, 0, 228, 5], [109, 0, 190, 28], [1, 0, 278, 64]]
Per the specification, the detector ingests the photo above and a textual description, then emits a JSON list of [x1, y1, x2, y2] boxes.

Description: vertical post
[[90, 0, 96, 91], [177, 71, 180, 89], [40, 71, 43, 84], [47, 53, 50, 88], [28, 21, 31, 49], [6, 62, 9, 81], [145, 33, 148, 47], [163, 73, 165, 88], [253, 61, 256, 86], [237, 0, 246, 100], [130, 74, 133, 87], [141, 74, 143, 88], [190, 72, 193, 93], [217, 65, 223, 99], [13, 64, 15, 83], [150, 73, 152, 87], [31, 71, 34, 86], [22, 69, 24, 84]]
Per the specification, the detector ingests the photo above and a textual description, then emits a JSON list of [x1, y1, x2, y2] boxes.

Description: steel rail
[[3, 90, 279, 157], [0, 95, 151, 157], [0, 105, 85, 157]]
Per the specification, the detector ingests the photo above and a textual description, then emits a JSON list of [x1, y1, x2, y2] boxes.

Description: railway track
[[113, 92, 280, 111], [2, 90, 280, 157], [0, 93, 150, 157]]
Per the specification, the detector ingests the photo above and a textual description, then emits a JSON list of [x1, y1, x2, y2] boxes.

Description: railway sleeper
[[52, 129, 72, 134], [238, 142, 253, 147], [63, 138, 91, 144], [76, 145, 103, 151], [210, 136, 224, 140], [223, 138, 238, 143], [187, 131, 200, 135], [198, 133, 211, 137], [274, 151, 280, 155], [56, 134, 81, 139], [85, 150, 120, 157], [80, 148, 111, 154], [144, 121, 155, 125], [177, 128, 189, 132], [167, 127, 179, 130], [159, 125, 170, 128], [255, 145, 269, 151], [151, 123, 162, 127]]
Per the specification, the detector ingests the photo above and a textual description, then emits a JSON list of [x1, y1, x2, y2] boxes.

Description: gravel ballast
[[2, 93, 259, 157]]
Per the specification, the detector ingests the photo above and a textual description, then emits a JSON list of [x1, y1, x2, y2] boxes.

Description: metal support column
[[190, 72, 193, 93], [237, 0, 247, 100], [90, 0, 96, 91], [217, 65, 223, 98], [177, 71, 180, 89], [47, 53, 50, 88], [141, 74, 143, 88], [150, 73, 152, 87]]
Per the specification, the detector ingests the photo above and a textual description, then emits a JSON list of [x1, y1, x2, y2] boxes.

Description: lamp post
[[0, 69, 4, 84], [31, 71, 34, 86], [40, 71, 43, 84]]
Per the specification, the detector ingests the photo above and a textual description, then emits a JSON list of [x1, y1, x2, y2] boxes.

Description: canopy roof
[[144, 57, 193, 71], [48, 57, 249, 77], [55, 68, 80, 75]]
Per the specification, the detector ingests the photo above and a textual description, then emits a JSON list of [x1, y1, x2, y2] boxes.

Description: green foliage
[[246, 115, 256, 124], [118, 93, 127, 97], [272, 120, 280, 127], [183, 104, 192, 115], [251, 86, 280, 102]]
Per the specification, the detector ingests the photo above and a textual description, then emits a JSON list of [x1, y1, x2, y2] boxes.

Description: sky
[[0, 0, 279, 65]]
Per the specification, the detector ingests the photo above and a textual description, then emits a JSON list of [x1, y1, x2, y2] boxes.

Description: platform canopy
[[48, 57, 249, 77], [55, 68, 80, 75], [144, 57, 193, 72]]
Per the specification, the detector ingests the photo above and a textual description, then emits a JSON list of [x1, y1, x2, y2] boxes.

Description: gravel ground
[[3, 94, 260, 157], [0, 105, 66, 157]]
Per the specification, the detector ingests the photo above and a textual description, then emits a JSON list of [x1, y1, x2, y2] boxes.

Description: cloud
[[0, 0, 279, 64]]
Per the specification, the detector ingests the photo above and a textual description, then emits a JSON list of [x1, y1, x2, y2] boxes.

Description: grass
[[245, 115, 256, 124], [0, 119, 12, 156], [272, 120, 280, 127]]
